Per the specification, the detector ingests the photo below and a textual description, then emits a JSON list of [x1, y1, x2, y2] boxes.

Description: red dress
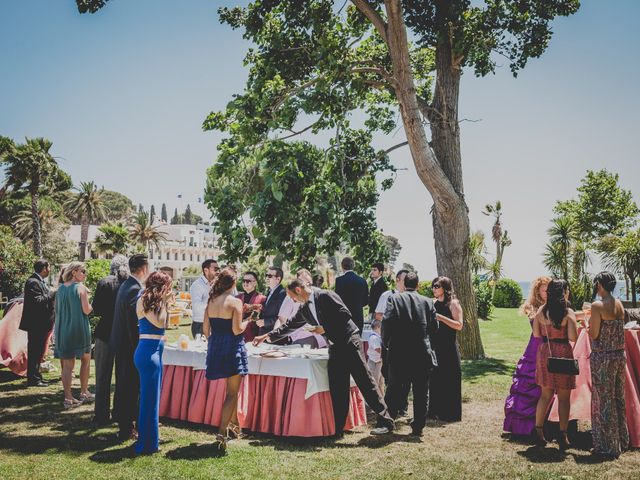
[[237, 291, 266, 342], [535, 313, 576, 390]]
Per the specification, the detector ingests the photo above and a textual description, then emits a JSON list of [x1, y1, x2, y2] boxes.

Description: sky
[[1, 0, 638, 281]]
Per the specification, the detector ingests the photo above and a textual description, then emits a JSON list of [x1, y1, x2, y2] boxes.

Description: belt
[[139, 334, 164, 340], [541, 337, 569, 344]]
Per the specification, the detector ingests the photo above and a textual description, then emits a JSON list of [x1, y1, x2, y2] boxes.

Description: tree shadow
[[165, 442, 226, 460], [462, 357, 513, 382], [0, 370, 25, 386]]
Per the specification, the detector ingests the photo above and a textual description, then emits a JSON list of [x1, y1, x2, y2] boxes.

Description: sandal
[[226, 423, 242, 440], [213, 433, 227, 452], [534, 426, 547, 446], [80, 392, 95, 403], [63, 398, 82, 409]]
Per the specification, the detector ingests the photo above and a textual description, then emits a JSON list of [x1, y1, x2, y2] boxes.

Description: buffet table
[[548, 328, 640, 447], [160, 342, 367, 437]]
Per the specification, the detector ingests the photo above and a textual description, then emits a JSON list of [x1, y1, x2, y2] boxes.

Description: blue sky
[[1, 0, 638, 280]]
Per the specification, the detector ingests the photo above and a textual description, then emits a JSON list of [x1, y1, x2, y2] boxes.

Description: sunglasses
[[79, 269, 87, 274], [242, 279, 254, 284], [432, 284, 442, 289], [265, 274, 275, 278]]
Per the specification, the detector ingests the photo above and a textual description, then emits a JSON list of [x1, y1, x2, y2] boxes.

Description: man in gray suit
[[382, 272, 439, 437]]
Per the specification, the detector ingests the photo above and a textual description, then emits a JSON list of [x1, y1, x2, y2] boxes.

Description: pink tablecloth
[[159, 365, 367, 437], [549, 329, 640, 447], [0, 302, 27, 376]]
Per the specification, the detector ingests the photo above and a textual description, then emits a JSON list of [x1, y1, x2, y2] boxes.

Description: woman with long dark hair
[[134, 271, 172, 455], [588, 271, 628, 458], [503, 276, 552, 437], [428, 276, 464, 422], [532, 279, 578, 451], [203, 267, 250, 449]]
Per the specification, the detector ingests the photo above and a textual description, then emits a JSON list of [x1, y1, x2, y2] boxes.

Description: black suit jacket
[[19, 274, 54, 333], [368, 277, 389, 313], [334, 271, 369, 332], [109, 276, 142, 354], [92, 274, 127, 342], [269, 289, 360, 346], [260, 284, 286, 334], [381, 290, 439, 370]]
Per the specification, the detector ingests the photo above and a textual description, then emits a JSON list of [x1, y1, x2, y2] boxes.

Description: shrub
[[85, 259, 111, 295], [417, 280, 433, 298], [474, 275, 493, 319], [493, 278, 524, 308], [0, 231, 37, 299]]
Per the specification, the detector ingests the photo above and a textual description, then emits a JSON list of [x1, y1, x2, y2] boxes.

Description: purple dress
[[503, 316, 541, 435]]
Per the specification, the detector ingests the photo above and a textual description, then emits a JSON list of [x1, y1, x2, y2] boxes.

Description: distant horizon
[[1, 0, 639, 282]]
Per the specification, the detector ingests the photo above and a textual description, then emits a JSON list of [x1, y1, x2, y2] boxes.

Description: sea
[[518, 281, 629, 302]]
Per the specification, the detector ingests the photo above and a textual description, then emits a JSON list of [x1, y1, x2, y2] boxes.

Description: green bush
[[492, 278, 523, 308], [0, 231, 37, 299], [417, 280, 433, 298], [474, 275, 493, 319], [85, 259, 111, 295]]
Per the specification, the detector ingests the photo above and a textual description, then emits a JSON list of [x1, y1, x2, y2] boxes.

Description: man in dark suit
[[368, 262, 388, 322], [109, 253, 149, 441], [19, 259, 55, 387], [92, 254, 129, 425], [382, 272, 438, 437], [254, 280, 395, 437], [334, 257, 369, 333], [257, 266, 286, 335]]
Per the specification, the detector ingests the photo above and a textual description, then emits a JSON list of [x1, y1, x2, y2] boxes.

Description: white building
[[65, 223, 222, 280]]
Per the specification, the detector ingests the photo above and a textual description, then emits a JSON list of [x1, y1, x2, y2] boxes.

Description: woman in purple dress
[[503, 276, 551, 437]]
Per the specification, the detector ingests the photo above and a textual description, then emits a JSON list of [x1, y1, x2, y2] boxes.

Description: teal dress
[[54, 283, 91, 358]]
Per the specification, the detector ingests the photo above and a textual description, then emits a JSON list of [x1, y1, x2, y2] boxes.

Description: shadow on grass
[[462, 357, 513, 382], [0, 370, 24, 385], [165, 442, 226, 460], [517, 445, 568, 463], [89, 445, 136, 463]]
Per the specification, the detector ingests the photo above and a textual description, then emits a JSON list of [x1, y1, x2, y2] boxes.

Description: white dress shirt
[[189, 275, 210, 324]]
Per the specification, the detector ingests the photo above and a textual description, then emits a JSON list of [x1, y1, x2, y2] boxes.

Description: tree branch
[[351, 0, 388, 45], [274, 121, 322, 141], [383, 141, 408, 155]]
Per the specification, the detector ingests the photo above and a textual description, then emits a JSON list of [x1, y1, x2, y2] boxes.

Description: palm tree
[[0, 137, 72, 256], [544, 215, 576, 280], [601, 229, 640, 307], [13, 206, 57, 243], [482, 201, 512, 300], [129, 211, 167, 252], [469, 230, 489, 276], [64, 181, 107, 260], [94, 221, 131, 256]]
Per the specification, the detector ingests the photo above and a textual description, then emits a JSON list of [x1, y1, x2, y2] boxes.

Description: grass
[[1, 308, 639, 479]]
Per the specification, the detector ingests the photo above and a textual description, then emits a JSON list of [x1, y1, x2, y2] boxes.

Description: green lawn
[[1, 308, 638, 479]]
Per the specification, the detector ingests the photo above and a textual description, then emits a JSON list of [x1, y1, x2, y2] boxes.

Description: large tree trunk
[[79, 213, 89, 261], [30, 190, 42, 257], [383, 0, 484, 359]]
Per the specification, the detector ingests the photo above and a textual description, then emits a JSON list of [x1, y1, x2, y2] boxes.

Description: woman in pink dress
[[503, 276, 551, 437], [532, 279, 578, 451]]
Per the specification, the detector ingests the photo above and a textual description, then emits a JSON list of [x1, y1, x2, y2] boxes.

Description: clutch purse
[[546, 357, 579, 375]]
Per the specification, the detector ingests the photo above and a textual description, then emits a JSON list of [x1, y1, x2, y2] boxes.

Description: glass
[[265, 274, 275, 278], [432, 284, 441, 289], [582, 302, 592, 318], [242, 279, 254, 283]]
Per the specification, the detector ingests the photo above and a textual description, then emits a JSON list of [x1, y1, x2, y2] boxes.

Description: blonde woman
[[54, 261, 93, 408], [503, 276, 551, 437]]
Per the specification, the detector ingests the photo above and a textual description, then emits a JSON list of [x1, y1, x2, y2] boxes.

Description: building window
[[197, 254, 200, 261], [174, 253, 178, 260], [182, 253, 186, 261], [166, 252, 170, 260], [149, 250, 154, 259], [190, 254, 193, 261]]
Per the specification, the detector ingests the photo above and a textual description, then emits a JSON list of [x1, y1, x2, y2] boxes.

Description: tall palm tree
[[129, 211, 167, 252], [468, 230, 489, 276], [482, 201, 512, 299], [94, 221, 131, 256], [13, 206, 57, 243], [601, 229, 640, 307], [65, 181, 107, 260], [0, 137, 72, 256], [544, 215, 576, 280]]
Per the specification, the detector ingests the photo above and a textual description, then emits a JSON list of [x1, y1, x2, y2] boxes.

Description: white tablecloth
[[162, 343, 351, 399]]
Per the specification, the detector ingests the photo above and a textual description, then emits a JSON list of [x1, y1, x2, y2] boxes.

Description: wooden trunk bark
[[30, 191, 42, 257], [79, 213, 89, 261], [382, 0, 484, 359]]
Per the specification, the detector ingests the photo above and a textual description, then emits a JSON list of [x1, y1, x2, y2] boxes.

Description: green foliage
[[100, 190, 135, 223], [418, 280, 433, 298], [492, 278, 523, 308], [94, 222, 131, 255], [469, 230, 489, 275], [474, 276, 494, 320], [130, 212, 167, 251], [161, 203, 168, 222], [600, 228, 640, 306], [84, 259, 110, 294], [0, 231, 38, 299], [555, 169, 638, 241], [383, 235, 402, 269]]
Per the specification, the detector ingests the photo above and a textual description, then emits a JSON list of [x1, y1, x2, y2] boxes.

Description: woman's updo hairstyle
[[208, 267, 236, 303], [593, 271, 617, 294]]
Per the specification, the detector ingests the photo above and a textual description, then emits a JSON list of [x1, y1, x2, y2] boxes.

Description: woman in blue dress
[[204, 267, 250, 449], [134, 271, 172, 455]]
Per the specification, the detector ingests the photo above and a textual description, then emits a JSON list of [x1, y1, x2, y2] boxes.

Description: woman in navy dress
[[204, 267, 250, 449], [134, 271, 172, 455]]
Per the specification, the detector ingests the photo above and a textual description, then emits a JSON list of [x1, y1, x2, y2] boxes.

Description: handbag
[[543, 320, 579, 376]]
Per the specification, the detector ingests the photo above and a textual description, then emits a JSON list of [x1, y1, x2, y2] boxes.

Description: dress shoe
[[26, 380, 48, 387], [409, 429, 423, 437]]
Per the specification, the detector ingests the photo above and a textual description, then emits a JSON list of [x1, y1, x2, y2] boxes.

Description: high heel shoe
[[226, 423, 242, 440], [213, 433, 227, 452], [558, 430, 570, 452], [534, 426, 547, 446]]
